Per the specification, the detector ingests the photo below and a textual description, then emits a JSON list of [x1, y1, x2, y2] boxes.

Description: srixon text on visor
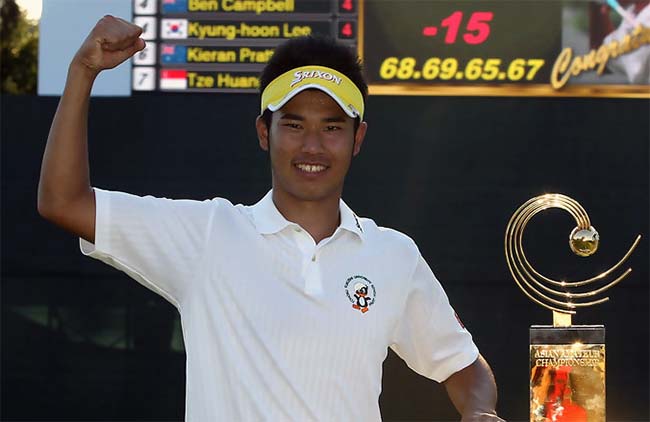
[[290, 71, 342, 87]]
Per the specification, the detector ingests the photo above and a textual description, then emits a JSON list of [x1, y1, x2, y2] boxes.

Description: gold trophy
[[505, 194, 641, 422]]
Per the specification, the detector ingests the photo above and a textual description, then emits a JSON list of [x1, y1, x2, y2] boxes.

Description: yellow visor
[[261, 65, 364, 120]]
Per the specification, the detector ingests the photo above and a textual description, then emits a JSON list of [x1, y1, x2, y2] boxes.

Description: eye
[[283, 123, 302, 129], [325, 125, 342, 131]]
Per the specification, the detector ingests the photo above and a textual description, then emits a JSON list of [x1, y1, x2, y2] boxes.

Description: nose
[[301, 129, 325, 154]]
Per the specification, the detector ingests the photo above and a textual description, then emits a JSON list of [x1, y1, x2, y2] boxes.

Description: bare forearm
[[38, 62, 97, 215], [37, 15, 144, 241], [444, 355, 503, 421], [38, 14, 144, 217]]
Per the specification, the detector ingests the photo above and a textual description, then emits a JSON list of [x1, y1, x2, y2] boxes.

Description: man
[[590, 0, 650, 84], [38, 15, 505, 422]]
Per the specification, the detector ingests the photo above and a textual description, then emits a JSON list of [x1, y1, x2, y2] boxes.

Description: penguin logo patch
[[344, 275, 376, 314]]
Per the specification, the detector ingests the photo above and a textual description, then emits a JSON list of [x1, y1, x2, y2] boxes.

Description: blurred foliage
[[1, 0, 38, 94]]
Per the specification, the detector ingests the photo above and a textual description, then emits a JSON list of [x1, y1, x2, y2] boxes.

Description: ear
[[352, 121, 368, 157], [256, 115, 269, 151]]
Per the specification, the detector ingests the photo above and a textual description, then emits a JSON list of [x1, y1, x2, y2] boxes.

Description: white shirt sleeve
[[390, 255, 479, 382], [80, 188, 216, 309]]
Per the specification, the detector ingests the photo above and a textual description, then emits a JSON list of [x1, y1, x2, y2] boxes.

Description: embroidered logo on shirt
[[344, 275, 375, 313]]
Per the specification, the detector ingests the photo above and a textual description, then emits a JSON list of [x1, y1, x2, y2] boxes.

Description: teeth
[[296, 164, 326, 173]]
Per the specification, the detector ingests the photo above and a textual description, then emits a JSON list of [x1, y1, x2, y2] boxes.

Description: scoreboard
[[132, 0, 650, 97], [132, 0, 357, 92], [361, 2, 558, 89]]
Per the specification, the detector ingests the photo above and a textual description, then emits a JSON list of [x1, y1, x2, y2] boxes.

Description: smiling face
[[256, 89, 367, 205]]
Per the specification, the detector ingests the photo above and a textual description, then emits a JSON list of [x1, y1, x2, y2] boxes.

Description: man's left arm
[[444, 354, 505, 422]]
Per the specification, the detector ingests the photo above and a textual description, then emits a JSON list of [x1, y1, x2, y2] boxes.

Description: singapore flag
[[160, 69, 187, 90], [161, 19, 188, 39]]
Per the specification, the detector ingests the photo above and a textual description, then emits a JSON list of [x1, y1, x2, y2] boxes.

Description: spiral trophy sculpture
[[505, 193, 641, 326], [505, 193, 640, 422]]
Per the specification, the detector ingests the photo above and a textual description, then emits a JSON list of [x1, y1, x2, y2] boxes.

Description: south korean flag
[[161, 19, 188, 39]]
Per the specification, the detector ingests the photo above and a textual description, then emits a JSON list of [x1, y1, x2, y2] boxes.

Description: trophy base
[[530, 325, 605, 422]]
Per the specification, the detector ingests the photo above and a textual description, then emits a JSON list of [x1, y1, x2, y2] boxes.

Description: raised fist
[[73, 15, 145, 75]]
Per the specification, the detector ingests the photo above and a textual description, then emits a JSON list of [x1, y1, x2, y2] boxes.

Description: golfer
[[38, 15, 505, 422]]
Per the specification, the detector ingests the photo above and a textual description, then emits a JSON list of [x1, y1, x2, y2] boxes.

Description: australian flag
[[162, 0, 187, 13], [161, 44, 187, 64]]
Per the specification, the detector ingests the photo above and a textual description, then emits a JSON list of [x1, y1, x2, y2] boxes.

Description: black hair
[[259, 35, 368, 132]]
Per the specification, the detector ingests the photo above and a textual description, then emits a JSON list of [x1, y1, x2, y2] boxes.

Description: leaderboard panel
[[132, 0, 650, 97], [360, 2, 560, 88], [132, 0, 357, 93]]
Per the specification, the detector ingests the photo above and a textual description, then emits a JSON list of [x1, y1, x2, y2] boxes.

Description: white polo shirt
[[81, 188, 478, 421]]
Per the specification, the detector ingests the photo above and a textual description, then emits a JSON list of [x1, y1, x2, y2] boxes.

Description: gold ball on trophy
[[569, 226, 599, 257]]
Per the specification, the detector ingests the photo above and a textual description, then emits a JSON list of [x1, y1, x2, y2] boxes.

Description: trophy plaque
[[505, 194, 640, 422]]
